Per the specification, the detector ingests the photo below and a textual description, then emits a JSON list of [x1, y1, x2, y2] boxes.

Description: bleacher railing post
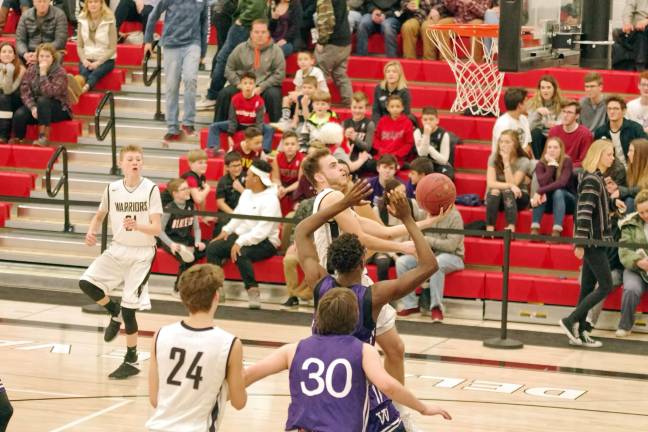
[[484, 228, 524, 349], [154, 44, 164, 121]]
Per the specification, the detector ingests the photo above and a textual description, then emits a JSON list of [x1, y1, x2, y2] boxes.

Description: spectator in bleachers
[[347, 0, 365, 32], [371, 60, 411, 123], [343, 91, 375, 173], [616, 188, 648, 337], [396, 204, 463, 321], [526, 75, 564, 159], [559, 140, 623, 349], [314, 0, 353, 105], [281, 75, 317, 135], [547, 101, 593, 168], [72, 0, 116, 95], [530, 137, 576, 237], [373, 94, 415, 166], [206, 159, 281, 310], [273, 51, 327, 131], [158, 177, 206, 294], [366, 153, 398, 205], [210, 0, 237, 49], [268, 0, 303, 58], [197, 0, 268, 110], [231, 126, 263, 171], [214, 19, 286, 124], [579, 72, 606, 132], [622, 0, 648, 70], [300, 90, 339, 148], [181, 149, 211, 208], [115, 0, 158, 42], [485, 130, 532, 232], [482, 0, 498, 55], [492, 87, 531, 154], [406, 156, 434, 197], [594, 95, 647, 168], [144, 0, 208, 142], [435, 0, 490, 62], [298, 0, 315, 49], [626, 71, 648, 132], [206, 71, 275, 155], [355, 0, 402, 58], [0, 42, 25, 143], [415, 106, 453, 179], [610, 138, 648, 213], [400, 0, 445, 60], [16, 0, 67, 65], [214, 151, 245, 236], [272, 130, 304, 214], [12, 43, 70, 146], [0, 0, 31, 37]]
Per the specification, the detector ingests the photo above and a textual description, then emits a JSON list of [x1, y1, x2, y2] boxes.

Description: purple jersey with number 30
[[286, 335, 370, 431]]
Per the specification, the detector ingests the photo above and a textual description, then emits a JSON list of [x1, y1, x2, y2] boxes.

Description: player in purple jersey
[[245, 288, 451, 432], [295, 180, 450, 431]]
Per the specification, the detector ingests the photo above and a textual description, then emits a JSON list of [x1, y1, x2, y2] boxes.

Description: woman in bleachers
[[527, 74, 564, 159], [12, 43, 71, 146], [485, 129, 532, 232], [371, 60, 411, 123], [0, 43, 25, 142], [530, 136, 576, 237], [615, 138, 648, 213], [268, 0, 302, 58], [72, 0, 117, 96]]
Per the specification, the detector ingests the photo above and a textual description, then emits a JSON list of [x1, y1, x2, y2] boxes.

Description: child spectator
[[232, 126, 263, 171], [530, 137, 576, 237], [367, 154, 399, 206], [272, 130, 305, 215], [215, 151, 245, 236], [492, 87, 531, 154], [415, 107, 454, 179], [274, 75, 318, 133], [579, 72, 606, 132], [343, 91, 375, 173], [485, 129, 532, 232], [372, 60, 411, 123], [0, 42, 25, 143], [547, 100, 593, 168], [207, 72, 275, 155], [300, 90, 338, 149], [373, 95, 415, 166], [406, 156, 435, 198], [526, 75, 564, 159], [181, 149, 211, 208], [158, 178, 206, 293]]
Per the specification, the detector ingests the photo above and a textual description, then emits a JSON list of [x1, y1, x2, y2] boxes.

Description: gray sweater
[[144, 0, 209, 58], [426, 207, 465, 259], [0, 63, 22, 95], [225, 40, 286, 92], [16, 6, 68, 59]]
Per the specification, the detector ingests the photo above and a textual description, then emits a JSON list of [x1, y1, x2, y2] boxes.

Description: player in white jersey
[[79, 145, 163, 379], [147, 264, 246, 432]]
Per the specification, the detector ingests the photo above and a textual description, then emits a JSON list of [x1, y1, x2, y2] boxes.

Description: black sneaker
[[558, 318, 581, 346], [282, 296, 299, 308], [104, 317, 121, 342], [181, 125, 196, 136], [108, 362, 140, 380]]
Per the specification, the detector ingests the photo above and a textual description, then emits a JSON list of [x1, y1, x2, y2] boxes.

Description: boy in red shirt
[[207, 72, 275, 154], [271, 131, 304, 215], [373, 95, 415, 166], [231, 127, 263, 172]]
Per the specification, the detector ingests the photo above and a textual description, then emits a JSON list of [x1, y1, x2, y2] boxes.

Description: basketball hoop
[[427, 24, 503, 117]]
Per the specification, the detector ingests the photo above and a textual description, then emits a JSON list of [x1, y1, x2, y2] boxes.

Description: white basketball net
[[427, 27, 504, 117]]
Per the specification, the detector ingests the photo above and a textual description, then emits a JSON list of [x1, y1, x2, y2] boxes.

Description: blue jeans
[[396, 253, 464, 310], [163, 44, 200, 134], [278, 41, 294, 57], [355, 14, 401, 58], [348, 10, 362, 32], [483, 8, 499, 55], [206, 24, 249, 100], [207, 121, 275, 153], [531, 188, 575, 230], [78, 59, 115, 90]]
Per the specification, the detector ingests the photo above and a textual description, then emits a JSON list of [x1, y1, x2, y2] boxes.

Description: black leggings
[[485, 189, 530, 226], [0, 91, 21, 139], [114, 0, 153, 31], [12, 96, 71, 139], [369, 253, 394, 282], [157, 240, 206, 288], [0, 389, 12, 432]]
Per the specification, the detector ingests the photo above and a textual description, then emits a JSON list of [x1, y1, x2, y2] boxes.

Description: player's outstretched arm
[[148, 330, 160, 408], [244, 343, 294, 387], [362, 344, 451, 420], [296, 180, 372, 287], [85, 209, 108, 246], [372, 189, 439, 309], [226, 338, 247, 410]]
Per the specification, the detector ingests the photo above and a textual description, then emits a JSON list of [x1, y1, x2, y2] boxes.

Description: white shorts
[[362, 272, 396, 336], [81, 243, 156, 310]]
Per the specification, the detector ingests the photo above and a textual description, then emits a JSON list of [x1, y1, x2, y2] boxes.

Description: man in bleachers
[[115, 0, 160, 40], [626, 71, 648, 133], [0, 0, 31, 37], [15, 0, 67, 65], [347, 0, 366, 32], [594, 95, 647, 167], [400, 0, 446, 60], [213, 19, 285, 123], [622, 0, 648, 70], [436, 0, 490, 62], [491, 87, 532, 154], [548, 101, 593, 168], [355, 0, 401, 58], [579, 72, 607, 132]]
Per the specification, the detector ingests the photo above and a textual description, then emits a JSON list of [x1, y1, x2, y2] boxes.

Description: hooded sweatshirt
[[224, 40, 286, 92], [373, 114, 415, 165]]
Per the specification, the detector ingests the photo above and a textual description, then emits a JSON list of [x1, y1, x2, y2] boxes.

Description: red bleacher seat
[[2, 10, 19, 34], [26, 120, 82, 143], [453, 144, 491, 170], [72, 92, 103, 116], [10, 145, 55, 169], [0, 171, 35, 196], [222, 255, 287, 284], [485, 272, 580, 306], [119, 20, 164, 36], [445, 269, 486, 298], [63, 66, 126, 91], [64, 42, 144, 67], [454, 172, 485, 195], [0, 202, 10, 227]]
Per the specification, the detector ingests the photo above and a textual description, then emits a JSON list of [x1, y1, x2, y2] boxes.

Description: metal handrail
[[44, 145, 73, 233], [143, 42, 164, 121], [94, 91, 119, 175]]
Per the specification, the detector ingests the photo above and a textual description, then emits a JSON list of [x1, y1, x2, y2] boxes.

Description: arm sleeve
[[38, 68, 68, 99], [193, 216, 201, 244], [16, 16, 28, 58], [623, 0, 637, 25], [401, 89, 412, 115], [426, 132, 450, 164], [257, 48, 286, 91], [255, 100, 265, 129], [285, 2, 303, 43], [414, 129, 429, 156], [574, 177, 598, 239], [9, 66, 23, 95], [227, 102, 238, 135], [315, 0, 335, 44], [144, 0, 165, 44], [158, 213, 174, 247], [224, 47, 241, 86], [20, 69, 35, 109], [53, 11, 69, 51], [235, 197, 281, 246], [362, 120, 375, 152], [371, 85, 381, 123], [200, 1, 209, 58]]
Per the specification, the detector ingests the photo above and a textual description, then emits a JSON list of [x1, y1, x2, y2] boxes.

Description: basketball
[[415, 173, 456, 216]]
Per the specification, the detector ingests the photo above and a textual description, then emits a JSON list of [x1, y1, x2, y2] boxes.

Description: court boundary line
[[48, 398, 132, 432]]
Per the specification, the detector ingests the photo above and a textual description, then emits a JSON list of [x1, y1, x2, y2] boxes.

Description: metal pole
[[62, 149, 72, 233], [580, 0, 611, 69], [484, 228, 524, 349], [108, 92, 120, 176], [154, 45, 164, 121]]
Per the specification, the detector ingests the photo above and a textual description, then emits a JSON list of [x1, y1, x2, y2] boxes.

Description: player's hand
[[530, 193, 541, 208], [195, 241, 206, 251], [574, 246, 584, 260], [170, 243, 181, 254], [424, 204, 454, 226], [341, 179, 372, 208], [85, 231, 97, 246], [230, 243, 241, 262], [386, 187, 411, 220], [420, 405, 452, 419], [123, 217, 137, 231]]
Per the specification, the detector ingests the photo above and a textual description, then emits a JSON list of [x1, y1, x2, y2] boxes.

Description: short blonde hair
[[187, 149, 208, 163], [635, 189, 648, 207], [311, 90, 331, 103], [119, 144, 143, 160], [178, 264, 224, 313], [80, 0, 114, 20], [581, 139, 613, 173]]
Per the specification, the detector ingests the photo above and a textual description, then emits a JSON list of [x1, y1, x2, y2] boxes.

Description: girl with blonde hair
[[372, 60, 411, 122]]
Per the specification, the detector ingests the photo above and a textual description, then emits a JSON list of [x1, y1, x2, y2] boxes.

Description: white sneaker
[[269, 120, 293, 132], [558, 318, 581, 345], [580, 333, 602, 348], [247, 287, 261, 310], [399, 409, 422, 432], [177, 245, 195, 263], [196, 97, 216, 110], [615, 328, 631, 338]]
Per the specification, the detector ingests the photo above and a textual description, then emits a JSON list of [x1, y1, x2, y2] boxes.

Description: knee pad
[[121, 307, 138, 335], [79, 280, 105, 302]]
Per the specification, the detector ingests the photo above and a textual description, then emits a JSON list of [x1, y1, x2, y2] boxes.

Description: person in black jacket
[[559, 139, 626, 349], [269, 0, 303, 57]]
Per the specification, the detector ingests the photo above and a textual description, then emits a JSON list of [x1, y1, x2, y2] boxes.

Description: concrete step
[[4, 203, 97, 233], [113, 93, 214, 125], [126, 69, 212, 94], [0, 228, 99, 266], [85, 118, 201, 147]]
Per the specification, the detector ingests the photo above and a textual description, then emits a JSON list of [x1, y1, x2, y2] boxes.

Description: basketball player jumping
[[146, 264, 247, 431], [245, 287, 451, 431], [79, 145, 162, 380]]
